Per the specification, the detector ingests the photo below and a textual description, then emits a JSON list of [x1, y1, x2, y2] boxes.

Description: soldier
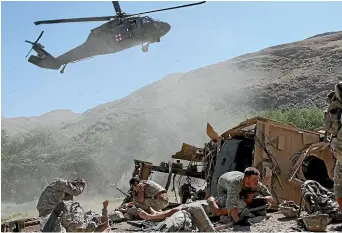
[[138, 199, 216, 232], [217, 167, 273, 223], [43, 200, 110, 232], [137, 195, 227, 221], [37, 177, 86, 230], [324, 82, 342, 212], [129, 177, 169, 212]]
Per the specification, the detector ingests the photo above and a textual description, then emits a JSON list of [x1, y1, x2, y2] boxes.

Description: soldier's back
[[219, 171, 244, 183], [37, 178, 68, 217]]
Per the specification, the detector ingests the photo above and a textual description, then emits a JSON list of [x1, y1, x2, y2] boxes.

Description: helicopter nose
[[159, 22, 171, 36]]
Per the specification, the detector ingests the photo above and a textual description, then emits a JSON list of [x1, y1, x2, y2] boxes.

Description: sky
[[2, 0, 342, 118]]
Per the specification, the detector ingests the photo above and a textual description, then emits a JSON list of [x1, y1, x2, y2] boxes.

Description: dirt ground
[[19, 211, 342, 232], [6, 194, 342, 232]]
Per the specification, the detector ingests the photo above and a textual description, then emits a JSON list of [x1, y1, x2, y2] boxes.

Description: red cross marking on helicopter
[[115, 34, 122, 41]]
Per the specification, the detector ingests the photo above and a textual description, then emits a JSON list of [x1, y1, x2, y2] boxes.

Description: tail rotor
[[25, 31, 44, 58]]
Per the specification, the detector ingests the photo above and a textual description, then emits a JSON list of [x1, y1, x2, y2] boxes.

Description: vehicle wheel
[[142, 45, 148, 53]]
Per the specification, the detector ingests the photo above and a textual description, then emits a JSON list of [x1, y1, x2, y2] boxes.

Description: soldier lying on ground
[[136, 196, 226, 221], [36, 177, 86, 231], [43, 200, 110, 232], [137, 198, 216, 232], [137, 191, 269, 230], [217, 167, 273, 224], [123, 177, 170, 220]]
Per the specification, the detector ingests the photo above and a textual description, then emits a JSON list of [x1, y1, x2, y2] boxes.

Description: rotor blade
[[35, 31, 44, 44], [25, 48, 33, 58], [112, 1, 122, 15], [34, 16, 116, 25], [127, 1, 206, 17]]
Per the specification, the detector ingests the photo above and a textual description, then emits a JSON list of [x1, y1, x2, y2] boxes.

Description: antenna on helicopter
[[25, 31, 44, 58]]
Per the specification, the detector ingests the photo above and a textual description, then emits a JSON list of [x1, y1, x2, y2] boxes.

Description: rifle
[[116, 187, 131, 198]]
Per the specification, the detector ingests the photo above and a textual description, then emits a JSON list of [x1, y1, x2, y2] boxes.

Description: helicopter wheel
[[60, 64, 67, 74], [156, 38, 160, 43], [142, 45, 149, 53]]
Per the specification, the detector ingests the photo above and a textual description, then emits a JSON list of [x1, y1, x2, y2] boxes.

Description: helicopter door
[[114, 21, 131, 42], [135, 19, 142, 29]]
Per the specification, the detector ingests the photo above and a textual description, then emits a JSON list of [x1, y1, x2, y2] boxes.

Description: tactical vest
[[324, 82, 342, 139]]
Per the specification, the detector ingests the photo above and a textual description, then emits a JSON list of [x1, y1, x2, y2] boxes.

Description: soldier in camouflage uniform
[[152, 209, 199, 232], [125, 177, 169, 219], [324, 82, 342, 212], [217, 167, 273, 223], [137, 196, 229, 231], [44, 200, 110, 232], [37, 177, 86, 231]]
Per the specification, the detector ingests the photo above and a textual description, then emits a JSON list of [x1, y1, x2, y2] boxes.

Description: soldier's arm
[[258, 182, 273, 202], [207, 197, 228, 216], [334, 161, 342, 212], [136, 184, 145, 203], [57, 179, 85, 196]]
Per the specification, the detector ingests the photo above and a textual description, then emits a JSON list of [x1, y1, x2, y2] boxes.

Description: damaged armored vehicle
[[132, 116, 335, 209]]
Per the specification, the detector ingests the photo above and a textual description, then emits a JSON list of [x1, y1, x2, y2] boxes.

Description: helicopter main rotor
[[33, 1, 206, 25]]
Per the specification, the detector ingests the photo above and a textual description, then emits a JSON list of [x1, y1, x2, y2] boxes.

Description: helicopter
[[25, 1, 206, 74]]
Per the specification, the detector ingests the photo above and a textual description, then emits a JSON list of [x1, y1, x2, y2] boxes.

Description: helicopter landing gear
[[156, 38, 160, 43], [60, 64, 67, 74], [142, 43, 149, 53]]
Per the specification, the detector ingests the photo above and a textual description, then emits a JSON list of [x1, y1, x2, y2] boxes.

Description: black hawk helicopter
[[25, 1, 206, 74]]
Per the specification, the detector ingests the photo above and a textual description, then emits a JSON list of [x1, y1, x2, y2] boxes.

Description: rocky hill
[[2, 31, 341, 196]]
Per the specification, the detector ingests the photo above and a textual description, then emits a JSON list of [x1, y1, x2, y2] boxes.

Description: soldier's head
[[71, 177, 86, 186], [334, 82, 342, 102], [243, 167, 260, 189], [129, 176, 141, 191], [70, 177, 87, 194]]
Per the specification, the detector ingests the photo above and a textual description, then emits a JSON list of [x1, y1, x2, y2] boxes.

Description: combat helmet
[[279, 201, 299, 218]]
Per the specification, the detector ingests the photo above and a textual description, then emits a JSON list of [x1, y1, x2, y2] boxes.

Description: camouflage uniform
[[37, 178, 86, 217], [157, 196, 229, 232], [37, 178, 85, 230], [153, 210, 197, 232], [134, 180, 169, 211], [153, 199, 221, 232], [217, 171, 271, 216], [43, 200, 98, 232], [324, 83, 342, 199], [124, 180, 169, 220], [181, 201, 216, 232]]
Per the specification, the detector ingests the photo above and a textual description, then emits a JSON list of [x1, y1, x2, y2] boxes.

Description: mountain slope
[[2, 31, 342, 190], [1, 110, 80, 135]]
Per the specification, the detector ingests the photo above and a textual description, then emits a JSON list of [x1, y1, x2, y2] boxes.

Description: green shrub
[[256, 107, 324, 131], [1, 128, 111, 203]]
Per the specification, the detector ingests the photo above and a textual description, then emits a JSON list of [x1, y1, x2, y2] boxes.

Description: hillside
[[2, 31, 341, 203], [1, 109, 80, 135]]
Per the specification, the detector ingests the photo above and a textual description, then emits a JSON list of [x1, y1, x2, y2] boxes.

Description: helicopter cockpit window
[[142, 17, 152, 24], [129, 20, 137, 29]]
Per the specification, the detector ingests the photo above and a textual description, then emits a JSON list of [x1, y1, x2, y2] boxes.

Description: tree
[[257, 107, 324, 131]]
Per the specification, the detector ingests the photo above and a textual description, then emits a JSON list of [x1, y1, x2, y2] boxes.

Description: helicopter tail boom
[[28, 54, 62, 70], [27, 45, 62, 70], [25, 31, 63, 70]]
